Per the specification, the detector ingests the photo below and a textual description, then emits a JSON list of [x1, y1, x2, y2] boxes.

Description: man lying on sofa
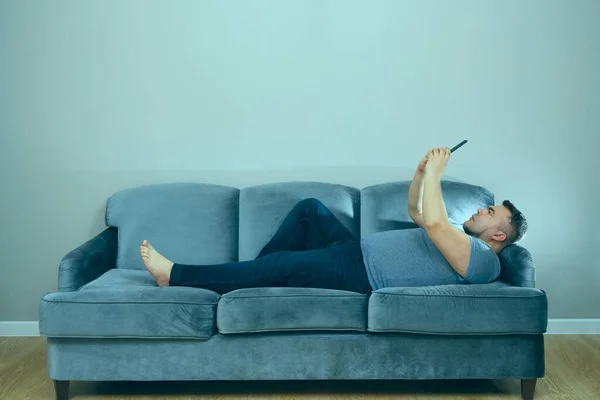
[[140, 147, 528, 294]]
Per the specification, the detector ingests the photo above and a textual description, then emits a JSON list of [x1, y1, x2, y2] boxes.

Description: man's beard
[[463, 224, 481, 238]]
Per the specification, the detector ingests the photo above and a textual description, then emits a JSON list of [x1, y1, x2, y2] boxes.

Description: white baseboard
[[1, 320, 599, 337], [546, 319, 600, 334], [0, 321, 40, 336]]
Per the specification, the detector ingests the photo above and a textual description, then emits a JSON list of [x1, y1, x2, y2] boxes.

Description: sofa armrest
[[498, 243, 536, 288], [58, 227, 118, 292]]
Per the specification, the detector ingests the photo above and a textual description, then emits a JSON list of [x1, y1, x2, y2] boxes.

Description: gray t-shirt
[[360, 227, 501, 291]]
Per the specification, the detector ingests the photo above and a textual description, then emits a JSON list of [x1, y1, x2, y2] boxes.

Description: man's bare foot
[[140, 240, 174, 287]]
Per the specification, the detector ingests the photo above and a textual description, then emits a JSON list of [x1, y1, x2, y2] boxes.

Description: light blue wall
[[1, 0, 598, 320]]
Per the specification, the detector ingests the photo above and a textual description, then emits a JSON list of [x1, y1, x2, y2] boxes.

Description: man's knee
[[294, 198, 327, 215], [295, 197, 320, 207], [305, 197, 323, 205]]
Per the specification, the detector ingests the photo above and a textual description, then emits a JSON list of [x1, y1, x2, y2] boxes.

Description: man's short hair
[[501, 200, 528, 244]]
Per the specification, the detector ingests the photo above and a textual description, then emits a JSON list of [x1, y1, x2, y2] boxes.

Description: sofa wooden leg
[[521, 378, 537, 400], [54, 380, 70, 400]]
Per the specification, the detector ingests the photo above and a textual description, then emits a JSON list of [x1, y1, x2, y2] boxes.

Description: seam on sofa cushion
[[41, 299, 218, 306], [39, 333, 212, 339], [219, 327, 366, 334], [366, 328, 544, 335], [372, 292, 546, 299], [221, 294, 366, 299]]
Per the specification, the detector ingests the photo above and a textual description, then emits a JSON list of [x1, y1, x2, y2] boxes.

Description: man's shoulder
[[467, 235, 502, 273]]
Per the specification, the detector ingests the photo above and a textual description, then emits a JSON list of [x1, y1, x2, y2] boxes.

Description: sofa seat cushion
[[217, 287, 368, 334], [368, 281, 548, 335], [40, 269, 220, 339]]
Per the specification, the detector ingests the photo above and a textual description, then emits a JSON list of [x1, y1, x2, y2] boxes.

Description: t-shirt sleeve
[[459, 236, 501, 284]]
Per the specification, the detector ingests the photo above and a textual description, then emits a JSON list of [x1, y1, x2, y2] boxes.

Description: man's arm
[[408, 170, 426, 227], [422, 160, 472, 277]]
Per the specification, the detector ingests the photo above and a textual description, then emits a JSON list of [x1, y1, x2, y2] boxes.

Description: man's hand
[[425, 147, 451, 177]]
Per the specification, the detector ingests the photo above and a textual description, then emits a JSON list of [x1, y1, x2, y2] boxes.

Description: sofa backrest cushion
[[238, 182, 360, 261], [106, 183, 240, 270], [360, 180, 495, 236]]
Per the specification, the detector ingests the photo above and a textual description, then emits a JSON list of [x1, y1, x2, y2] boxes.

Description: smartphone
[[450, 139, 468, 153]]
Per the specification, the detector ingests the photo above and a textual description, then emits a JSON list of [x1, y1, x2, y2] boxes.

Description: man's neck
[[485, 240, 504, 254]]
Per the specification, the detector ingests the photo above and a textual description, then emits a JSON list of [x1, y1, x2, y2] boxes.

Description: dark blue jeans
[[169, 198, 372, 294]]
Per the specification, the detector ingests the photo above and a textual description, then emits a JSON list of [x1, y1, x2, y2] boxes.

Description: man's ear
[[492, 231, 507, 242]]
